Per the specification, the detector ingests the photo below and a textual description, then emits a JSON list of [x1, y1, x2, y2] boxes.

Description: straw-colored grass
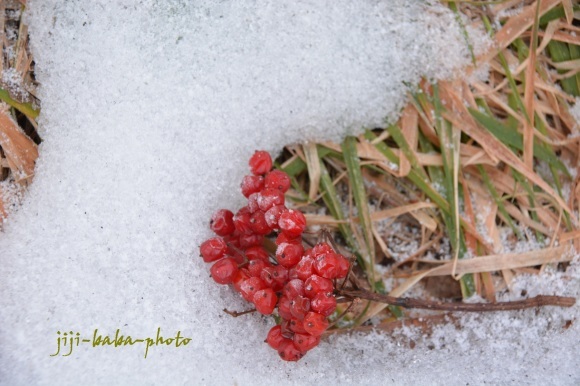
[[279, 0, 580, 330]]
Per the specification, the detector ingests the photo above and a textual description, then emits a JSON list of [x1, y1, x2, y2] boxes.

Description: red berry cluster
[[199, 150, 350, 361]]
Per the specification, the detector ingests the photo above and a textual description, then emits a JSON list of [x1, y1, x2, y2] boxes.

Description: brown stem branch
[[223, 308, 256, 317], [338, 289, 576, 312]]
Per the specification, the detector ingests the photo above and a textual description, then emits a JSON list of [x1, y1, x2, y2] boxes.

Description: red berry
[[283, 279, 305, 300], [277, 296, 293, 320], [303, 312, 329, 336], [288, 267, 299, 280], [336, 254, 350, 278], [293, 333, 320, 352], [275, 232, 302, 246], [210, 209, 235, 236], [210, 257, 238, 285], [248, 259, 271, 277], [238, 233, 263, 249], [310, 292, 337, 316], [264, 205, 286, 230], [314, 252, 341, 279], [239, 277, 266, 302], [232, 268, 250, 293], [304, 275, 334, 299], [233, 207, 253, 235], [241, 175, 264, 198], [312, 242, 334, 257], [288, 318, 307, 334], [199, 237, 228, 263], [245, 246, 270, 262], [266, 325, 285, 350], [265, 170, 291, 192], [278, 209, 306, 238], [227, 245, 246, 264], [280, 319, 294, 338], [276, 242, 304, 268], [257, 188, 285, 212], [295, 256, 315, 281], [290, 295, 311, 320], [249, 150, 273, 175], [278, 340, 303, 362], [253, 288, 278, 315], [250, 211, 272, 235], [247, 193, 260, 213]]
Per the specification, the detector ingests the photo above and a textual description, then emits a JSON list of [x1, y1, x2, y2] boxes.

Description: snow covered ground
[[0, 1, 578, 384]]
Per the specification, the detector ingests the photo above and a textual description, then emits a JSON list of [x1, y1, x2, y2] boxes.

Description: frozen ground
[[0, 1, 578, 384]]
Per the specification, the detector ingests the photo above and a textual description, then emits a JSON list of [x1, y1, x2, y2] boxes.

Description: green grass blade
[[0, 87, 39, 119], [341, 136, 377, 289]]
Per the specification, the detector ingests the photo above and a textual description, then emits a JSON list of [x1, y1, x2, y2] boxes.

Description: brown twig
[[223, 308, 256, 317], [338, 289, 576, 312]]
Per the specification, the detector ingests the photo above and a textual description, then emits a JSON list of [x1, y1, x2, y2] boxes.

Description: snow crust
[[1, 1, 578, 384]]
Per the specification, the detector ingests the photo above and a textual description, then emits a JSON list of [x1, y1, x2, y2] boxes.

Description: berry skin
[[310, 292, 337, 316], [293, 333, 320, 352], [288, 318, 307, 334], [282, 279, 305, 300], [264, 205, 286, 230], [312, 242, 334, 257], [210, 209, 235, 236], [278, 209, 307, 238], [210, 257, 239, 285], [253, 288, 278, 315], [232, 268, 250, 293], [277, 296, 293, 320], [249, 210, 272, 235], [238, 233, 263, 249], [233, 208, 253, 235], [241, 175, 264, 198], [314, 252, 342, 279], [239, 277, 266, 302], [249, 150, 273, 175], [265, 170, 291, 192], [199, 237, 228, 263], [276, 242, 304, 268], [248, 259, 271, 277], [275, 232, 302, 246], [266, 325, 285, 350], [336, 254, 350, 278], [244, 246, 270, 262], [295, 257, 315, 281], [278, 340, 303, 362], [289, 295, 311, 320], [257, 188, 285, 212], [303, 312, 329, 336], [304, 275, 334, 299]]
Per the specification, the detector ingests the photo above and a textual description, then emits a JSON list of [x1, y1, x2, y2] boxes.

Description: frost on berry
[[210, 209, 235, 236], [278, 209, 306, 238], [199, 237, 228, 263], [265, 170, 291, 192], [257, 188, 285, 212], [241, 174, 264, 197], [210, 257, 239, 285]]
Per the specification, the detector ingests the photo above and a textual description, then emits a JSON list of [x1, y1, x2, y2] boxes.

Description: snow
[[0, 0, 578, 384]]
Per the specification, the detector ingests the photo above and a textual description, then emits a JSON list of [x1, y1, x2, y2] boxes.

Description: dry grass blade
[[0, 104, 38, 184]]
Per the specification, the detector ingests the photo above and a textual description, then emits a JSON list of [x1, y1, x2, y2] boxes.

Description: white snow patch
[[0, 1, 576, 385]]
